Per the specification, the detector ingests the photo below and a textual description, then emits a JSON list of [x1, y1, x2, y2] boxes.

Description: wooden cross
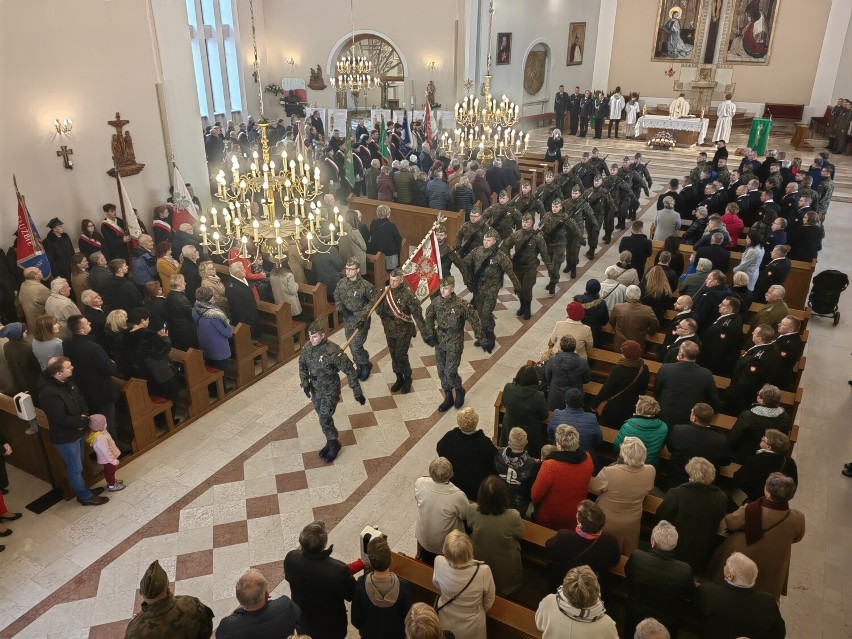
[[56, 145, 74, 169], [107, 111, 130, 135]]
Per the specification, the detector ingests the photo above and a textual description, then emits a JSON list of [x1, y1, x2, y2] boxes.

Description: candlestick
[[240, 235, 249, 258], [211, 207, 219, 228], [276, 236, 284, 260], [274, 220, 280, 238], [252, 219, 259, 243], [200, 223, 209, 245], [213, 231, 222, 254]]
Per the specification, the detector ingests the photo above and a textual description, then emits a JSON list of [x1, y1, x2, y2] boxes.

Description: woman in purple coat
[[192, 286, 233, 370]]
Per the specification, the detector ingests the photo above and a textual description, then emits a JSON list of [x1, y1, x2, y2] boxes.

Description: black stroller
[[807, 269, 849, 325]]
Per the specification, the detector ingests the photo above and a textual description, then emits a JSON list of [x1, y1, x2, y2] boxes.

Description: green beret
[[545, 171, 554, 178], [140, 560, 169, 599], [440, 275, 455, 287], [634, 152, 642, 159], [622, 156, 631, 163], [308, 320, 326, 335], [592, 147, 599, 153], [571, 185, 582, 193], [435, 224, 447, 234], [593, 174, 603, 182], [611, 163, 619, 170], [521, 179, 531, 187], [562, 163, 572, 170], [582, 152, 590, 158]]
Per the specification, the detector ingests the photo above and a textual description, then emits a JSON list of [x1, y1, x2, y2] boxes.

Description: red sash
[[387, 290, 413, 323], [79, 234, 102, 249]]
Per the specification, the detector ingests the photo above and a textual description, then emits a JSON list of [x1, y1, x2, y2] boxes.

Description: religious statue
[[426, 81, 438, 108], [308, 65, 327, 90], [106, 112, 145, 177], [668, 93, 691, 119]]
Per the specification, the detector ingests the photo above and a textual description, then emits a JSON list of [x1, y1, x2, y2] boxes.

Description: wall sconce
[[54, 118, 74, 135], [427, 61, 437, 72], [286, 57, 296, 67]]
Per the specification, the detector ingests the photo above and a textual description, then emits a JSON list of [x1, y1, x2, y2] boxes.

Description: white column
[[806, 0, 852, 119], [591, 0, 617, 90]]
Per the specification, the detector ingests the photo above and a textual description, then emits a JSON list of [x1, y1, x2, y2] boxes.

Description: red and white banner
[[171, 163, 200, 228], [117, 174, 142, 239], [401, 229, 442, 301]]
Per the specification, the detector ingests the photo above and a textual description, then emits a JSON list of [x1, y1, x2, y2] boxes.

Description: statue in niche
[[426, 81, 440, 108], [308, 65, 327, 90]]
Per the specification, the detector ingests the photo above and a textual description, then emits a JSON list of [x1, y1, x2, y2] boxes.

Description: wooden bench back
[[349, 196, 463, 246]]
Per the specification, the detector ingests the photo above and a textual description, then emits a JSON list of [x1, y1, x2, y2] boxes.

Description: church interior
[[0, 0, 851, 636]]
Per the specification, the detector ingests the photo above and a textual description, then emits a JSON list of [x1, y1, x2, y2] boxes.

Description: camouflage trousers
[[311, 384, 341, 442], [588, 217, 603, 251], [516, 266, 538, 304], [436, 342, 463, 390], [343, 320, 370, 367], [546, 243, 566, 285], [387, 334, 414, 376], [472, 288, 500, 334], [566, 236, 581, 269]]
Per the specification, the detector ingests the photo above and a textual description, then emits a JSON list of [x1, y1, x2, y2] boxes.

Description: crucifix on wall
[[56, 145, 74, 170], [106, 111, 145, 177]]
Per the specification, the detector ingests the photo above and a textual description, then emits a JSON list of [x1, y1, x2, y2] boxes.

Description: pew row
[[169, 347, 225, 417], [232, 322, 269, 388], [349, 197, 464, 247]]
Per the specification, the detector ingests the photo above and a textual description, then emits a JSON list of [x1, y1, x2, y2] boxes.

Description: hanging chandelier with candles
[[329, 0, 381, 94]]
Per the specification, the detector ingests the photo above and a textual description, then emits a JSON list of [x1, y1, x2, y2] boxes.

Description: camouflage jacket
[[534, 182, 562, 211], [581, 186, 614, 222], [485, 203, 521, 239], [589, 157, 608, 175], [604, 173, 634, 206], [539, 211, 580, 245], [456, 219, 488, 257], [689, 162, 707, 183], [438, 239, 465, 276], [629, 162, 652, 188], [375, 282, 429, 339], [799, 186, 819, 207], [502, 228, 549, 269], [565, 197, 598, 235], [511, 192, 545, 217], [619, 167, 644, 194], [816, 179, 833, 209], [715, 166, 731, 186], [333, 276, 376, 328], [575, 162, 597, 187], [299, 338, 361, 394], [124, 594, 214, 639], [557, 173, 584, 198], [464, 245, 522, 293], [425, 292, 483, 346]]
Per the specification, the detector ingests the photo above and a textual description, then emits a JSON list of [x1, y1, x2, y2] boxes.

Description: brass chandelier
[[329, 0, 381, 94]]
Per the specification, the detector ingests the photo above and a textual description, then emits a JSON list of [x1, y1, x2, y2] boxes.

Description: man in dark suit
[[733, 184, 755, 226], [661, 317, 700, 363], [691, 269, 732, 332], [656, 178, 683, 212], [658, 295, 695, 356], [225, 261, 260, 339], [757, 149, 779, 183], [711, 139, 729, 169], [80, 289, 108, 350], [723, 323, 782, 414], [780, 182, 801, 222], [654, 341, 720, 427], [746, 179, 762, 217], [757, 188, 781, 219], [726, 171, 742, 203], [698, 296, 743, 377], [618, 221, 653, 280], [485, 158, 511, 196], [695, 233, 730, 274], [568, 86, 581, 135], [666, 402, 732, 488], [179, 245, 202, 304], [775, 315, 805, 390], [753, 245, 792, 302], [700, 182, 725, 215], [554, 85, 569, 132]]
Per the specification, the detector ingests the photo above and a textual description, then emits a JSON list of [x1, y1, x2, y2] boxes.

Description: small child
[[86, 414, 125, 492]]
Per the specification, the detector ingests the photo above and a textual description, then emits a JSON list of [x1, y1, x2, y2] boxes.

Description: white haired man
[[44, 278, 80, 339]]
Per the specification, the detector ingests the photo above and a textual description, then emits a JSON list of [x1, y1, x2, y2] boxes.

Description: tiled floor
[[0, 128, 850, 638]]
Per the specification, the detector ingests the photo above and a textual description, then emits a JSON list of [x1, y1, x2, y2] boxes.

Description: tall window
[[186, 0, 244, 121]]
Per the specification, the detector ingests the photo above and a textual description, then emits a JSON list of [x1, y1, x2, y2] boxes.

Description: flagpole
[[112, 161, 133, 262]]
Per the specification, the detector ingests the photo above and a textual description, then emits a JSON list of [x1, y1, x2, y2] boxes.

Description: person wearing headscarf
[[546, 301, 594, 359]]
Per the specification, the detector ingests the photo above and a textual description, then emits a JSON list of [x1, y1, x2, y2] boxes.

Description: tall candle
[[252, 219, 259, 243]]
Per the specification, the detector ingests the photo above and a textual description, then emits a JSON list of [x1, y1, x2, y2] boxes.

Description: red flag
[[14, 179, 51, 277], [401, 229, 442, 301], [424, 101, 433, 145], [171, 163, 200, 228]]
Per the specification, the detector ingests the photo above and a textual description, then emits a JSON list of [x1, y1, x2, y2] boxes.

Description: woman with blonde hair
[[198, 259, 229, 317], [156, 241, 180, 294], [104, 309, 128, 356], [613, 395, 668, 466], [535, 565, 618, 638], [269, 261, 302, 316], [451, 176, 476, 216], [404, 602, 446, 639], [432, 530, 495, 639], [640, 264, 673, 324], [31, 315, 63, 369], [337, 209, 367, 273], [589, 436, 656, 555]]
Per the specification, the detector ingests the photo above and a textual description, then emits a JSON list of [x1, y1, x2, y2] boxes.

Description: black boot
[[454, 387, 466, 409], [400, 374, 413, 394], [562, 265, 571, 273], [390, 373, 404, 392], [515, 303, 525, 317], [570, 267, 577, 279], [546, 282, 555, 295], [359, 362, 373, 381], [585, 249, 595, 259], [439, 390, 454, 412], [324, 440, 341, 464], [319, 442, 331, 458], [523, 301, 531, 321]]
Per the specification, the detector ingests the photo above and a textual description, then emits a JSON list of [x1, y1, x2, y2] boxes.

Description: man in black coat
[[753, 245, 792, 305], [284, 521, 356, 639], [757, 150, 779, 183], [711, 139, 729, 170], [101, 259, 143, 313], [554, 84, 569, 132], [656, 179, 682, 212], [618, 221, 653, 280], [659, 295, 695, 354], [568, 86, 581, 135], [665, 403, 732, 488], [694, 552, 786, 639], [225, 261, 260, 339], [625, 520, 694, 638], [698, 296, 743, 377], [42, 218, 75, 281], [217, 569, 300, 639], [485, 158, 511, 196], [724, 324, 782, 415], [179, 245, 202, 304], [654, 341, 719, 427], [775, 314, 805, 390], [660, 317, 700, 363], [435, 407, 497, 501], [87, 252, 111, 294], [171, 224, 202, 261], [691, 269, 732, 332]]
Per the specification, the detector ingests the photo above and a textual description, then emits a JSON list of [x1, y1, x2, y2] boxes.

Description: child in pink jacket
[[86, 414, 126, 492]]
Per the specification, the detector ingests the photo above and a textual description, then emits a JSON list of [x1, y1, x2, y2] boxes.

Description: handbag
[[595, 366, 645, 417], [434, 562, 480, 612], [144, 357, 175, 384]]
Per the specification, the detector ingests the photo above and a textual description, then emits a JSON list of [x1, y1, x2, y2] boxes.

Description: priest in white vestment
[[713, 93, 737, 143], [669, 93, 690, 119], [625, 97, 641, 138]]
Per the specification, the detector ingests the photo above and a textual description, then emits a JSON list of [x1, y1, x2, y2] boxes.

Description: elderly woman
[[414, 457, 469, 565], [613, 395, 669, 467], [103, 309, 128, 358], [498, 364, 548, 451], [269, 262, 302, 316], [338, 209, 367, 273], [30, 315, 63, 370], [44, 278, 80, 339], [493, 427, 540, 518], [599, 265, 628, 311], [710, 472, 805, 600], [656, 457, 729, 573], [156, 241, 180, 294], [652, 196, 681, 241], [549, 388, 601, 471], [546, 301, 594, 359], [589, 437, 656, 555], [432, 530, 495, 639], [592, 340, 650, 429], [535, 566, 618, 639], [543, 335, 591, 411], [729, 384, 792, 463], [731, 270, 754, 321], [732, 429, 798, 504], [164, 274, 198, 351], [679, 257, 713, 298], [192, 286, 233, 371], [369, 205, 403, 270], [70, 253, 90, 304], [198, 260, 229, 318], [734, 230, 765, 291], [437, 408, 497, 501], [611, 250, 640, 287], [466, 476, 524, 597], [531, 425, 594, 531], [376, 165, 396, 201]]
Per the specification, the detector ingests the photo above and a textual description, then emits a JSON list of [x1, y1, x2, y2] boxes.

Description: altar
[[635, 115, 709, 147]]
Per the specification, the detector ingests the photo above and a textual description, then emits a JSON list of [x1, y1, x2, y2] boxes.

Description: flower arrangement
[[264, 83, 282, 96], [648, 131, 676, 149]]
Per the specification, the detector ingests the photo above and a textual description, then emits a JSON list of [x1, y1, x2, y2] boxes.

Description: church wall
[[608, 0, 833, 108], [832, 8, 852, 102]]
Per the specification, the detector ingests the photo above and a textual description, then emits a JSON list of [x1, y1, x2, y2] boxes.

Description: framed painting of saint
[[496, 33, 512, 65], [567, 22, 586, 66], [721, 0, 779, 65], [651, 0, 707, 62]]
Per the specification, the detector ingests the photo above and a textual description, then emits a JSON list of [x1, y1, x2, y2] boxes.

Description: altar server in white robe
[[608, 87, 626, 138], [669, 93, 690, 119], [713, 93, 737, 144], [625, 95, 641, 139]]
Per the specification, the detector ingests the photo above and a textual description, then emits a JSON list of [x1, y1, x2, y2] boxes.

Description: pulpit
[[747, 118, 773, 155]]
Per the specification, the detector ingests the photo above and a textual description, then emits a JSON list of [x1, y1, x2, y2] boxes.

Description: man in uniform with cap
[[485, 189, 521, 241], [125, 560, 214, 639], [604, 162, 634, 238], [588, 147, 608, 176], [556, 162, 583, 200], [425, 275, 486, 412], [575, 152, 596, 189], [435, 224, 465, 279], [42, 218, 75, 282], [562, 187, 594, 276], [333, 257, 377, 381], [502, 213, 548, 320], [533, 171, 562, 212], [510, 179, 545, 223], [539, 196, 581, 292], [629, 153, 653, 219], [465, 228, 522, 352], [455, 204, 488, 261], [618, 157, 643, 228], [690, 152, 709, 184], [581, 174, 611, 258], [299, 320, 366, 463], [372, 268, 433, 394]]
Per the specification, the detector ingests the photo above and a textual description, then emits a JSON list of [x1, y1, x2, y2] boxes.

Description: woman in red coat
[[531, 424, 594, 530]]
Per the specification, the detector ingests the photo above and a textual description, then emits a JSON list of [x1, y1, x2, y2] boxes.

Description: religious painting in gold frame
[[651, 0, 707, 62], [566, 22, 586, 66], [720, 0, 779, 65]]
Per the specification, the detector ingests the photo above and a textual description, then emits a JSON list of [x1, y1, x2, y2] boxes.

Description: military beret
[[521, 213, 534, 222], [390, 267, 403, 277], [582, 152, 590, 158], [521, 179, 531, 187], [634, 152, 642, 159], [498, 189, 509, 199], [622, 156, 631, 163], [551, 197, 564, 206], [545, 171, 554, 178], [308, 320, 326, 335], [571, 185, 582, 193], [345, 257, 360, 268], [610, 163, 620, 170], [440, 275, 455, 287], [140, 560, 169, 599], [435, 224, 447, 234], [47, 217, 64, 229], [484, 227, 499, 239]]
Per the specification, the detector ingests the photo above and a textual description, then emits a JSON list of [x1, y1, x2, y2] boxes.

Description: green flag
[[378, 115, 390, 161], [345, 133, 355, 186]]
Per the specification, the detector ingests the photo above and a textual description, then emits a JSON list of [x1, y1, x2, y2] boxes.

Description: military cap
[[521, 213, 534, 222], [140, 560, 169, 599], [571, 185, 582, 193], [521, 179, 531, 187], [498, 189, 509, 199], [471, 202, 482, 213], [610, 163, 620, 170], [622, 156, 631, 163], [390, 267, 403, 278], [582, 152, 590, 158], [593, 174, 603, 182], [545, 170, 554, 178], [435, 224, 447, 234], [551, 197, 564, 206], [562, 163, 572, 170], [440, 275, 455, 287], [345, 257, 360, 268], [592, 147, 599, 153], [484, 227, 499, 239], [634, 152, 643, 159], [307, 320, 326, 335]]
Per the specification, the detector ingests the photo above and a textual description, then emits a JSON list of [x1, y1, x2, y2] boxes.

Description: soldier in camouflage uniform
[[714, 157, 731, 186], [539, 196, 581, 293], [372, 268, 433, 394], [604, 162, 634, 239], [299, 320, 366, 463], [629, 152, 652, 219], [125, 560, 214, 639], [333, 257, 377, 380], [563, 186, 595, 273], [511, 179, 545, 223], [435, 224, 465, 279], [502, 213, 549, 320], [486, 189, 521, 240], [766, 163, 783, 196], [816, 166, 834, 218], [534, 171, 562, 212], [556, 162, 583, 200], [689, 152, 709, 183], [619, 156, 644, 227], [588, 147, 608, 176], [581, 174, 612, 258], [455, 204, 488, 260], [425, 275, 486, 412], [797, 175, 819, 209], [465, 227, 522, 352], [575, 152, 596, 189]]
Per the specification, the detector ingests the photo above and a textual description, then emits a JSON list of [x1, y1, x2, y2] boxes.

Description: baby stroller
[[807, 269, 849, 326]]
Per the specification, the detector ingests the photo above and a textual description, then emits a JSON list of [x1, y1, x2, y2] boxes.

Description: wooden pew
[[231, 322, 269, 388], [366, 238, 410, 288], [169, 347, 225, 417], [113, 376, 174, 451], [662, 304, 811, 332], [297, 282, 340, 333], [390, 552, 542, 639], [350, 196, 464, 248], [256, 300, 305, 363]]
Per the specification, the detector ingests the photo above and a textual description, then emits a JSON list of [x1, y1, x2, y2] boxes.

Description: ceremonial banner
[[401, 110, 413, 157], [402, 229, 442, 301], [118, 175, 142, 239], [344, 135, 355, 187], [171, 163, 200, 228], [747, 117, 772, 155], [378, 116, 390, 161], [14, 178, 51, 277], [424, 102, 434, 145]]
